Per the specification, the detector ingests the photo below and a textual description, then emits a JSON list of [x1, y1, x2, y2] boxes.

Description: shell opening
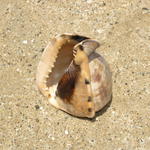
[[46, 34, 91, 88], [46, 42, 75, 88]]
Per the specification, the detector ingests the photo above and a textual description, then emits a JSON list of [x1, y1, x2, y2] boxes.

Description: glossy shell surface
[[36, 33, 112, 118]]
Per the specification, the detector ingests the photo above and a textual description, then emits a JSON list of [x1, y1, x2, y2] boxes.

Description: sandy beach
[[0, 0, 150, 149]]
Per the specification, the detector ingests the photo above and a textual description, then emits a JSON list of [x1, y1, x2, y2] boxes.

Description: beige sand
[[0, 0, 150, 150]]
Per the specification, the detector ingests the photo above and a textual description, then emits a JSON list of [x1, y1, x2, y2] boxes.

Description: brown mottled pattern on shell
[[57, 62, 80, 103], [100, 83, 108, 100], [93, 69, 102, 82], [89, 52, 112, 112]]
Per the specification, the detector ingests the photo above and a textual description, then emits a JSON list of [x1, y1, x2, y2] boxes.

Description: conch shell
[[36, 33, 112, 118]]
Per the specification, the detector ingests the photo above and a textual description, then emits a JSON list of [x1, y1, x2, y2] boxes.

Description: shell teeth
[[48, 55, 57, 69], [50, 56, 57, 63], [43, 80, 47, 83], [51, 64, 54, 68], [45, 74, 49, 78], [48, 62, 55, 71], [48, 69, 52, 72], [73, 51, 76, 57], [73, 49, 77, 54], [44, 46, 60, 80]]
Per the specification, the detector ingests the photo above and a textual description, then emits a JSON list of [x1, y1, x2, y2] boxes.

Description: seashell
[[36, 33, 112, 118]]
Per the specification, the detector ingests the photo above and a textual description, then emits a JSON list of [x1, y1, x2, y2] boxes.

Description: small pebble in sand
[[35, 105, 40, 110], [22, 40, 28, 44], [31, 39, 35, 43], [97, 29, 104, 34], [51, 137, 55, 141], [86, 0, 93, 4], [16, 68, 20, 72], [65, 130, 69, 135]]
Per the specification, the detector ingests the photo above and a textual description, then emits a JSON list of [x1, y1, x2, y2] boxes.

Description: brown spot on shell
[[85, 79, 90, 84], [100, 83, 108, 100], [48, 93, 51, 98], [93, 73, 101, 82], [78, 45, 84, 51], [88, 96, 92, 102], [88, 108, 92, 112]]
